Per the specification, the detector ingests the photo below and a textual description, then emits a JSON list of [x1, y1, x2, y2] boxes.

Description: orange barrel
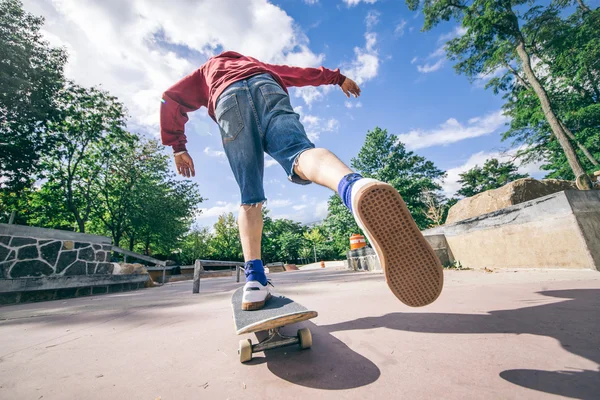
[[350, 234, 366, 250]]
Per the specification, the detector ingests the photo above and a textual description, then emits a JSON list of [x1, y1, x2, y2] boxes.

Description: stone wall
[[0, 224, 113, 279], [0, 224, 149, 305]]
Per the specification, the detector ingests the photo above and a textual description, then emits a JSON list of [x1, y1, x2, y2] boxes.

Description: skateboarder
[[161, 51, 443, 311]]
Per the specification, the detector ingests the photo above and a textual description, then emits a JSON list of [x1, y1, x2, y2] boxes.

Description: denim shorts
[[214, 73, 315, 205]]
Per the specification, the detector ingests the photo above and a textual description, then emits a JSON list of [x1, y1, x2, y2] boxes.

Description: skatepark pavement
[[0, 268, 599, 399]]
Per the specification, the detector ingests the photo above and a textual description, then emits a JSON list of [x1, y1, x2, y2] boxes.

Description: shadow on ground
[[247, 321, 381, 390], [319, 289, 599, 399]]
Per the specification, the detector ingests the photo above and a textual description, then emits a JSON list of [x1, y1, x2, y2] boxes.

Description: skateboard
[[231, 286, 317, 363]]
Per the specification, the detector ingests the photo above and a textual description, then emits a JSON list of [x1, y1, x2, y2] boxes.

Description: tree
[[0, 0, 67, 219], [210, 213, 243, 261], [322, 194, 362, 257], [351, 127, 445, 229], [39, 83, 130, 232], [500, 9, 600, 179], [261, 209, 307, 263], [457, 158, 529, 197], [406, 0, 595, 188], [180, 227, 213, 265], [303, 227, 326, 262]]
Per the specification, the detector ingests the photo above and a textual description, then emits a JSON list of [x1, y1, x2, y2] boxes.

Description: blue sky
[[24, 0, 550, 228]]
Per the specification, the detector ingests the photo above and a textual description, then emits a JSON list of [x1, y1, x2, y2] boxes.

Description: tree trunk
[[515, 41, 593, 189], [559, 121, 599, 166], [129, 234, 135, 251], [577, 0, 591, 13]]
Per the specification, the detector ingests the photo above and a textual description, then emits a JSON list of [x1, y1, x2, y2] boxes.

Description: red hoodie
[[160, 51, 346, 152]]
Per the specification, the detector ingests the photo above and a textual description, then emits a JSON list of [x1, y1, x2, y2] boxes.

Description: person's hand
[[341, 78, 361, 98], [174, 151, 195, 178]]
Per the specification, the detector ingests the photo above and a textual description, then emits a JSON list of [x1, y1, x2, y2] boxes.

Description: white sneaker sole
[[353, 181, 444, 307], [242, 292, 272, 311]]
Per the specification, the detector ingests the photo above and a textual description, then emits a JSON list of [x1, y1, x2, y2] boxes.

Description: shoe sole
[[354, 182, 444, 307], [242, 292, 272, 311]]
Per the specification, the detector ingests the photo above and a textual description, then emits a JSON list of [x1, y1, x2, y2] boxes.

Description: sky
[[23, 0, 549, 228]]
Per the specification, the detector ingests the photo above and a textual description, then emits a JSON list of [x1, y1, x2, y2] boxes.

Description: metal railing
[[192, 260, 245, 294]]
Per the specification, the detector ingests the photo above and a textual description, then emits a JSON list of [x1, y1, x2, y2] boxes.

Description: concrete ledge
[[345, 247, 381, 271], [0, 274, 148, 293], [423, 190, 600, 271], [423, 234, 454, 266], [0, 223, 110, 244], [0, 275, 148, 305]]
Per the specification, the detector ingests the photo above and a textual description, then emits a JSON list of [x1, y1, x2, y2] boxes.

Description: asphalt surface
[[0, 267, 599, 399]]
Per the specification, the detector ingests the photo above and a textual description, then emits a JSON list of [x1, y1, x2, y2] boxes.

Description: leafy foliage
[[457, 158, 529, 197], [0, 0, 67, 213], [351, 127, 446, 229]]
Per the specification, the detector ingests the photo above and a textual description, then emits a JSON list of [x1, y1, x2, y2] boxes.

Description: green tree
[[303, 227, 326, 262], [210, 213, 243, 261], [0, 0, 67, 219], [38, 83, 130, 232], [322, 195, 361, 257], [180, 227, 213, 265], [261, 209, 307, 263], [457, 158, 529, 197], [351, 127, 445, 229], [406, 0, 595, 188], [500, 9, 600, 179]]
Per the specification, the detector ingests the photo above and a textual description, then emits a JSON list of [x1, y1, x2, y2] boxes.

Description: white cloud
[[365, 10, 380, 30], [345, 101, 363, 108], [394, 19, 407, 36], [295, 106, 339, 141], [343, 0, 378, 6], [269, 199, 293, 208], [197, 201, 239, 219], [410, 56, 418, 64], [272, 197, 329, 224], [429, 45, 446, 59], [438, 26, 467, 43], [397, 110, 509, 150], [304, 0, 319, 4], [415, 26, 467, 75], [292, 86, 332, 108], [265, 156, 279, 168], [442, 149, 545, 197], [23, 0, 325, 134], [417, 59, 445, 73], [344, 32, 379, 85], [203, 146, 225, 158]]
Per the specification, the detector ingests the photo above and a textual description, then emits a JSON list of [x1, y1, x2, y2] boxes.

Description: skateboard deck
[[231, 287, 317, 334], [231, 286, 317, 362]]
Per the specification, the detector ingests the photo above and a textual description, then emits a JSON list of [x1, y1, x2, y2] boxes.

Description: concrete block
[[424, 190, 600, 271]]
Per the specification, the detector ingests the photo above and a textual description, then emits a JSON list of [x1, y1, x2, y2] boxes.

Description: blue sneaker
[[242, 260, 271, 311]]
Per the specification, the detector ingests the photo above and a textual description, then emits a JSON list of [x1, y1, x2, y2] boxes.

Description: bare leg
[[294, 148, 353, 192], [238, 203, 263, 261]]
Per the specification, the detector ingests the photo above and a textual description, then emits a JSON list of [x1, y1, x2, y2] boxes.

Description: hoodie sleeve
[[258, 60, 346, 88], [160, 69, 208, 152]]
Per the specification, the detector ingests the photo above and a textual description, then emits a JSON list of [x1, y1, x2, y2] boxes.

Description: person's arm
[[258, 60, 361, 98], [259, 60, 346, 88], [160, 69, 208, 153]]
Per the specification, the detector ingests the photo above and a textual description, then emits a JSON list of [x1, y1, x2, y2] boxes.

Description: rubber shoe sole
[[353, 181, 443, 307], [242, 292, 272, 311]]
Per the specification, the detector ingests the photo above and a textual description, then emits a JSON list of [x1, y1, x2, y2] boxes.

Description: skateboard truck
[[238, 327, 312, 363]]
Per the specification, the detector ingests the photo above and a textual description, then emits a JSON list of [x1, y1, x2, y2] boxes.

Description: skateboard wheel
[[239, 339, 252, 363], [298, 328, 312, 349]]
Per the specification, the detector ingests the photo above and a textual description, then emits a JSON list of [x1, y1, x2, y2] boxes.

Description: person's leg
[[293, 148, 352, 192], [238, 203, 263, 261], [215, 78, 270, 310], [254, 74, 443, 308]]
